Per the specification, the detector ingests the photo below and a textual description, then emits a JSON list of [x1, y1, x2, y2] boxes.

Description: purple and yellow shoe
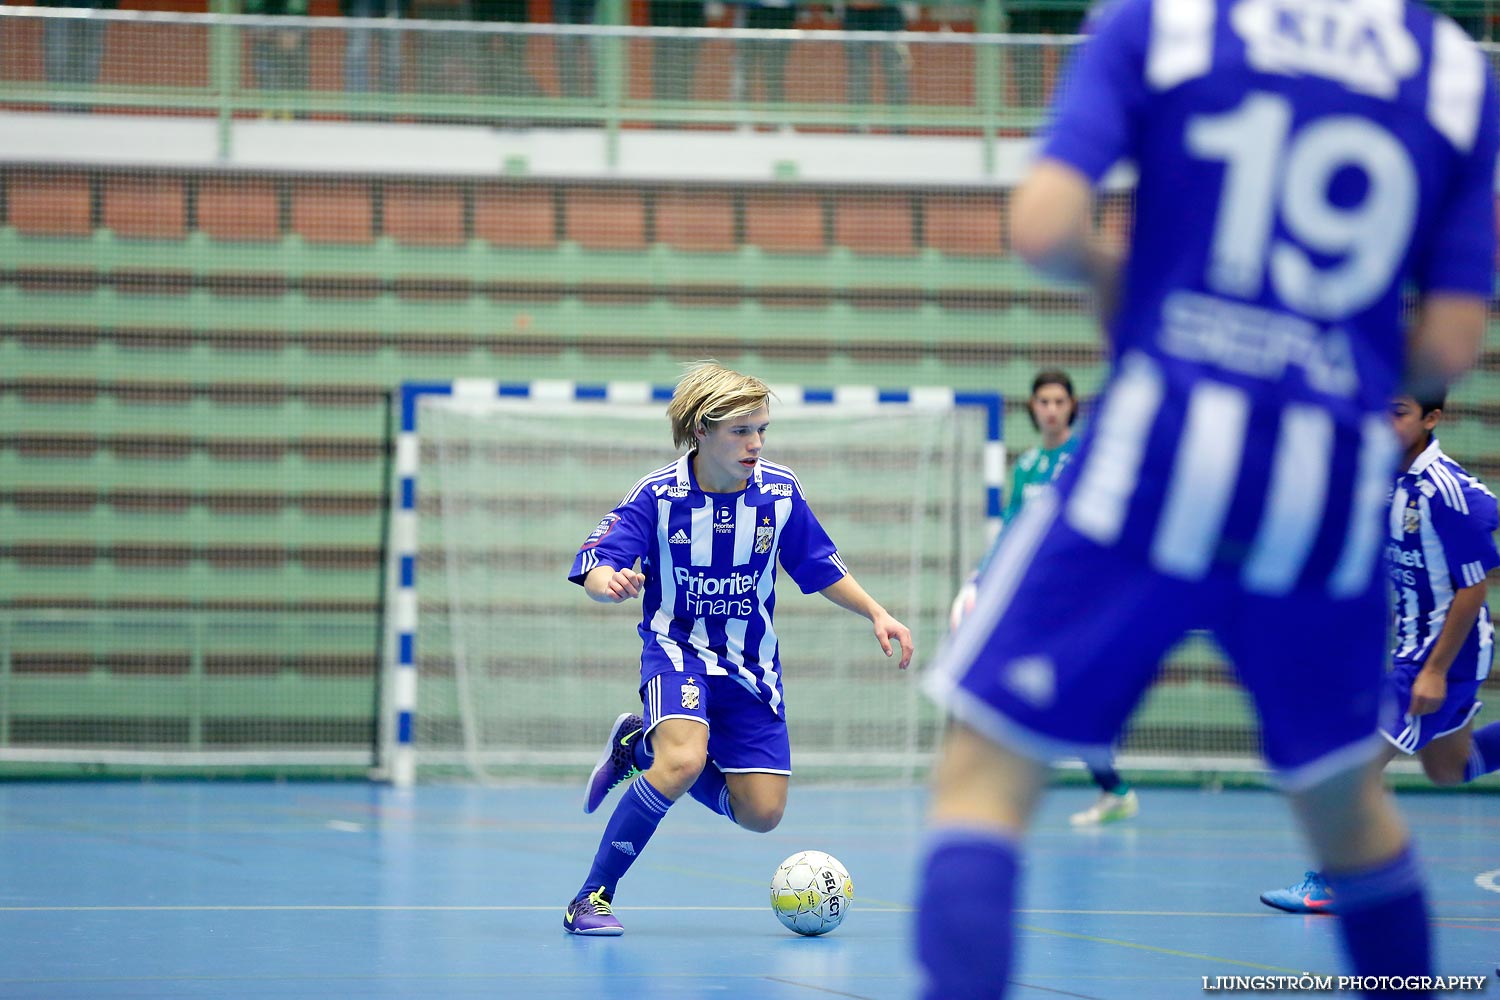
[[563, 886, 623, 936], [1260, 871, 1336, 914], [583, 712, 644, 814]]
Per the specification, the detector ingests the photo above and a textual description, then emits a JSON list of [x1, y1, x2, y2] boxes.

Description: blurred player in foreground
[[949, 369, 1139, 825], [914, 1, 1498, 996]]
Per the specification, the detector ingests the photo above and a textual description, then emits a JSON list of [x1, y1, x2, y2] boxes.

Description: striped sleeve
[[1424, 463, 1500, 589], [568, 474, 661, 586], [776, 492, 847, 595]]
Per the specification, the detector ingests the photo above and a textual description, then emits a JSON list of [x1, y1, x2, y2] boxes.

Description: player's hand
[[602, 569, 646, 602], [947, 578, 977, 632], [1408, 669, 1447, 717], [873, 613, 913, 670]]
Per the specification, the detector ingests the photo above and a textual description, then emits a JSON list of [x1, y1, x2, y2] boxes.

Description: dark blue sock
[[579, 775, 673, 898], [1089, 764, 1127, 794], [915, 828, 1019, 1000], [1325, 845, 1430, 993], [1462, 722, 1500, 782], [687, 760, 736, 823]]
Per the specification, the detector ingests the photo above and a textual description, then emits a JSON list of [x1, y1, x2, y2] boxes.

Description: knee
[[1421, 757, 1467, 787], [646, 749, 706, 798], [733, 799, 785, 833]]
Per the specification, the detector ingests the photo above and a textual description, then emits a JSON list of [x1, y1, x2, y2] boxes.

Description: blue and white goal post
[[379, 379, 1004, 787]]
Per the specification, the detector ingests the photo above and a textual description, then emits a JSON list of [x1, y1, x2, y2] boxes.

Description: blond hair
[[667, 361, 773, 451]]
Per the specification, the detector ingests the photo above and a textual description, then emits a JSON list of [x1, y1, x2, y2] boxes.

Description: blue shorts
[[640, 671, 792, 774], [925, 493, 1389, 791], [1379, 659, 1486, 755]]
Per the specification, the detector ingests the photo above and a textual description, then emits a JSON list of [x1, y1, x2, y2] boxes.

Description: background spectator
[[244, 0, 310, 114], [473, 0, 538, 100], [38, 0, 117, 109], [341, 0, 407, 97], [554, 0, 597, 98], [841, 0, 910, 122], [647, 0, 704, 110], [1005, 3, 1084, 110], [733, 0, 794, 109]]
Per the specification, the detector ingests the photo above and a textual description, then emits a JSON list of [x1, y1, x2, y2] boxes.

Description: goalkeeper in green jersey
[[948, 369, 1138, 826]]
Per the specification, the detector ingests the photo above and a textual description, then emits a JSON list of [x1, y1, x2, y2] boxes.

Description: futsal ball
[[770, 850, 853, 936]]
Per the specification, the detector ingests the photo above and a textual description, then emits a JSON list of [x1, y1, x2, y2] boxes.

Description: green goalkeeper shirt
[[977, 436, 1078, 574]]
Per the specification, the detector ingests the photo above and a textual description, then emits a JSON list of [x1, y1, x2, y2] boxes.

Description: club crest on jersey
[[580, 514, 619, 549], [755, 517, 775, 554], [1404, 505, 1420, 534], [681, 678, 700, 710]]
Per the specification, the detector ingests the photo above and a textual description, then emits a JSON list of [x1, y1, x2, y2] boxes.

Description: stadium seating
[[5, 163, 1499, 757]]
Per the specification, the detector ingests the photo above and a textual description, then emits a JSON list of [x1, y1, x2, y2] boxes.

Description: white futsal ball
[[769, 850, 854, 936]]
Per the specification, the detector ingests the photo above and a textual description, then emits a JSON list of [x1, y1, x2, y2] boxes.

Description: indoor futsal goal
[[382, 379, 1001, 785]]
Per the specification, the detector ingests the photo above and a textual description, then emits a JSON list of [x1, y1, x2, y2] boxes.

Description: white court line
[[0, 905, 892, 913], [0, 905, 1432, 918], [1474, 868, 1500, 894]]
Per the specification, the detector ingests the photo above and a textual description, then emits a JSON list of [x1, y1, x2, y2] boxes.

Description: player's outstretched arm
[[1406, 293, 1487, 399], [818, 574, 914, 670], [1409, 579, 1488, 715], [1009, 158, 1123, 322], [583, 564, 646, 604]]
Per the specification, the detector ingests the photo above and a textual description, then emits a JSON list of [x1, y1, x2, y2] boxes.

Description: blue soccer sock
[[1462, 721, 1500, 782], [686, 759, 736, 823], [915, 827, 1019, 1000], [1089, 763, 1128, 794], [1325, 845, 1430, 989], [579, 775, 673, 899]]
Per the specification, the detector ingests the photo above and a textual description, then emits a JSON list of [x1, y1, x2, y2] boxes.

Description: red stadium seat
[[197, 177, 281, 242], [656, 189, 736, 252], [291, 180, 375, 245], [103, 175, 187, 240], [9, 171, 92, 237], [473, 184, 557, 248], [1098, 192, 1133, 254], [564, 186, 648, 251], [924, 192, 1004, 257], [744, 190, 825, 253], [833, 193, 916, 256], [385, 183, 466, 247]]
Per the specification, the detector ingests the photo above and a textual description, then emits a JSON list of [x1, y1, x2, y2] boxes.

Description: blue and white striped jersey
[[1387, 438, 1499, 680], [569, 453, 848, 717], [1042, 0, 1500, 596]]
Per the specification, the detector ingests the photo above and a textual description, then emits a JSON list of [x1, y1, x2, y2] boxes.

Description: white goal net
[[384, 384, 997, 784]]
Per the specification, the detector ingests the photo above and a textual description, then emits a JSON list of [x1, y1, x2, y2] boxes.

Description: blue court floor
[[0, 781, 1495, 999]]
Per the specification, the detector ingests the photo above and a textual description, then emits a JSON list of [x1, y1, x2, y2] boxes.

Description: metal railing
[[0, 6, 1075, 172]]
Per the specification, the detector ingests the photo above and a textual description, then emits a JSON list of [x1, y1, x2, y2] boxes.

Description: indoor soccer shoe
[[583, 712, 644, 814], [1260, 872, 1336, 914], [563, 886, 623, 936], [1069, 789, 1139, 826]]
